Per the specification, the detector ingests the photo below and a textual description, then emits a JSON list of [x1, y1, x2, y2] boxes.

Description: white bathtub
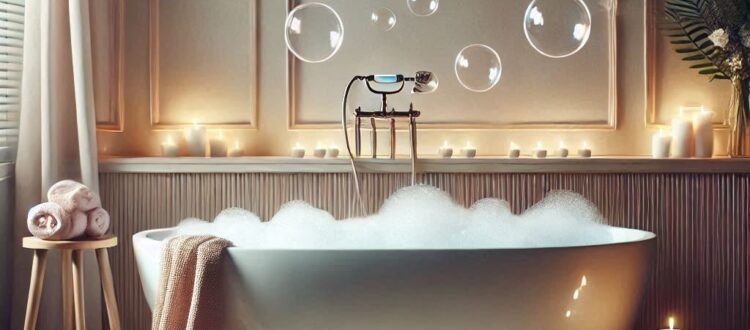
[[134, 227, 655, 330]]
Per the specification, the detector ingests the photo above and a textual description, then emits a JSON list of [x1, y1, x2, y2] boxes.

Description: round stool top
[[23, 235, 118, 250]]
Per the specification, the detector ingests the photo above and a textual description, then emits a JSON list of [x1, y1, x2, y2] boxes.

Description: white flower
[[709, 28, 729, 48]]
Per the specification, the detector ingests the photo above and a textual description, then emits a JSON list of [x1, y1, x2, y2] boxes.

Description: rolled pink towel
[[27, 203, 87, 240], [85, 207, 110, 237], [47, 180, 101, 213]]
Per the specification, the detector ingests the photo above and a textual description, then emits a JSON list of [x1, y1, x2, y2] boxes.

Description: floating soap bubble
[[371, 7, 397, 31], [523, 0, 591, 58], [407, 0, 438, 16], [454, 44, 502, 93], [284, 2, 344, 63]]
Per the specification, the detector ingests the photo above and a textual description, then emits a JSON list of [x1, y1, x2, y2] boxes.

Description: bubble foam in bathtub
[[173, 185, 613, 249]]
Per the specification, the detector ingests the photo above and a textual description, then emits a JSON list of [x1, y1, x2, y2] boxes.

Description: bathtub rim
[[132, 226, 656, 251]]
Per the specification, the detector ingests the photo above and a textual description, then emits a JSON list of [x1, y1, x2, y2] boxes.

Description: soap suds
[[172, 185, 616, 249]]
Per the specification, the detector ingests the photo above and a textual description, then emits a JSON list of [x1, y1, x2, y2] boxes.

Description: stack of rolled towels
[[27, 180, 111, 240]]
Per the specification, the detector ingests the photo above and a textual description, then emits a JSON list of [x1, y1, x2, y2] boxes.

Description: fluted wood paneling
[[99, 172, 749, 330]]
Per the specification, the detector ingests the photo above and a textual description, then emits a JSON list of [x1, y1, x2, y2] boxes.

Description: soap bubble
[[454, 44, 502, 92], [371, 7, 397, 31], [523, 0, 592, 58], [407, 0, 438, 16], [284, 2, 344, 63]]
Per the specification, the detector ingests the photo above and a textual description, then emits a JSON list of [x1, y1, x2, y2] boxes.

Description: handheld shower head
[[411, 71, 439, 94]]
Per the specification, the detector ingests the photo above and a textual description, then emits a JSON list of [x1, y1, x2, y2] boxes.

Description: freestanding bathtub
[[134, 227, 655, 330]]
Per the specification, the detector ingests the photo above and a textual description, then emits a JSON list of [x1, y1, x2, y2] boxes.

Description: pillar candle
[[160, 136, 179, 157], [671, 116, 693, 158], [291, 144, 305, 158], [184, 120, 207, 157], [533, 142, 547, 159], [209, 131, 228, 157], [228, 140, 243, 157], [692, 108, 714, 158], [461, 142, 477, 158], [577, 142, 592, 158], [651, 128, 672, 159], [326, 146, 340, 158], [313, 144, 327, 158], [508, 142, 521, 158], [558, 141, 569, 158], [438, 141, 453, 158]]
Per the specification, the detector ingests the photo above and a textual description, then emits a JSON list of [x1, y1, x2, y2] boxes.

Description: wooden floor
[[100, 172, 749, 330]]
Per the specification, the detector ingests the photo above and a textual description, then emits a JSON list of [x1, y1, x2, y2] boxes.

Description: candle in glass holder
[[461, 142, 477, 158], [160, 135, 179, 157], [184, 119, 206, 157], [326, 146, 340, 158], [533, 142, 547, 159], [291, 143, 305, 158], [692, 106, 714, 158], [228, 140, 243, 157], [578, 142, 592, 158], [438, 141, 453, 158], [558, 141, 569, 158], [508, 142, 521, 158], [209, 130, 228, 157], [652, 128, 672, 158], [671, 111, 694, 158], [313, 144, 327, 158]]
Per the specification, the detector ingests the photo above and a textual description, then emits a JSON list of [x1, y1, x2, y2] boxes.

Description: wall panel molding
[[94, 0, 124, 132], [101, 172, 749, 330]]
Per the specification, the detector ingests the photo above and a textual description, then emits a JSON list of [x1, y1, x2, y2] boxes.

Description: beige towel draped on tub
[[152, 235, 232, 330]]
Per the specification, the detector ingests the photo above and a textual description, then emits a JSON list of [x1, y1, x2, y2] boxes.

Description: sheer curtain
[[12, 0, 101, 329]]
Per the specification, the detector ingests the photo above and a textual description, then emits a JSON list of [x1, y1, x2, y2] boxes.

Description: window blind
[[0, 0, 22, 162]]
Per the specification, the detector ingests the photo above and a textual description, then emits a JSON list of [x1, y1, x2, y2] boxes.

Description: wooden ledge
[[23, 235, 118, 250]]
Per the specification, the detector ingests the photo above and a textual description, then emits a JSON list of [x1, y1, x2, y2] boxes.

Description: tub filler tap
[[342, 72, 438, 214]]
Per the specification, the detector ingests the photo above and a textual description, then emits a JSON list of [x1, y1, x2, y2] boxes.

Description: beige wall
[[96, 0, 731, 157]]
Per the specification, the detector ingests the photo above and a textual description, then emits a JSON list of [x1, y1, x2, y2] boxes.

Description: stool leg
[[72, 249, 86, 330], [96, 248, 121, 330], [24, 249, 48, 330], [61, 250, 74, 330]]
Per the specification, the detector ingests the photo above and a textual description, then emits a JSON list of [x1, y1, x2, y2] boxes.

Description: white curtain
[[12, 0, 101, 329]]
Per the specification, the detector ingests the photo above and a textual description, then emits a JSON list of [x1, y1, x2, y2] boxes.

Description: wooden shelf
[[98, 156, 750, 174]]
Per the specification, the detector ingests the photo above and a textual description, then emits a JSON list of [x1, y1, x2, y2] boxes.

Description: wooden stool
[[22, 235, 121, 330]]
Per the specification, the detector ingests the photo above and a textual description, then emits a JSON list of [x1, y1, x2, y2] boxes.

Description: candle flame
[[510, 141, 519, 149], [465, 141, 474, 148], [668, 317, 675, 330], [559, 140, 565, 148], [583, 141, 589, 149], [565, 310, 572, 318], [573, 289, 579, 300], [234, 140, 240, 149], [442, 141, 450, 148], [536, 141, 543, 149], [217, 130, 224, 140], [581, 275, 587, 287]]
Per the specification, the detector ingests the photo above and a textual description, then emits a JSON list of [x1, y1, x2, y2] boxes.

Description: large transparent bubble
[[371, 7, 397, 32], [284, 3, 344, 63], [454, 44, 502, 93], [407, 0, 438, 16], [523, 0, 592, 58]]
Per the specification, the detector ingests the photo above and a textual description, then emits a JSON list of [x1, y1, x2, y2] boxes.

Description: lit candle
[[208, 130, 228, 157], [184, 119, 207, 157], [461, 142, 477, 158], [160, 135, 179, 157], [313, 144, 327, 158], [438, 141, 453, 158], [652, 128, 672, 159], [508, 142, 521, 158], [228, 140, 243, 157], [533, 142, 547, 159], [659, 316, 680, 330], [671, 109, 694, 157], [291, 143, 305, 158], [558, 141, 569, 158], [326, 146, 340, 158], [692, 106, 714, 158], [578, 142, 592, 158]]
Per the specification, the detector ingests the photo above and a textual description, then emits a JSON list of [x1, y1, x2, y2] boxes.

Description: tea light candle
[[659, 316, 680, 330], [313, 144, 327, 158], [652, 128, 672, 159], [184, 119, 206, 157], [578, 142, 592, 158], [208, 130, 228, 157], [438, 141, 453, 158], [508, 142, 521, 158], [326, 146, 340, 158], [228, 140, 243, 157], [160, 135, 179, 157], [692, 106, 714, 158], [558, 141, 569, 158], [671, 112, 694, 158], [291, 143, 305, 158], [461, 142, 477, 158], [533, 142, 547, 159]]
